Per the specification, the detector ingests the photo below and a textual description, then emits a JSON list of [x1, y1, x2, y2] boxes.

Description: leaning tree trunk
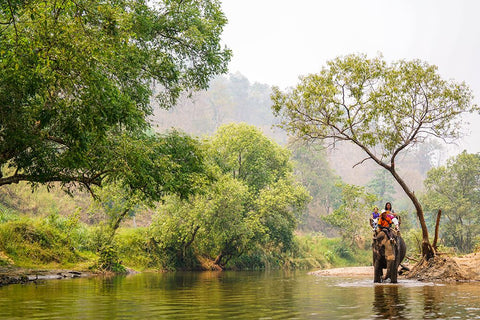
[[390, 169, 435, 260]]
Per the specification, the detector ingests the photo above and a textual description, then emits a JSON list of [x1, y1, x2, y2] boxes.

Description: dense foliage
[[323, 184, 376, 247], [0, 0, 230, 194], [0, 124, 314, 271], [149, 123, 310, 269], [291, 144, 342, 233]]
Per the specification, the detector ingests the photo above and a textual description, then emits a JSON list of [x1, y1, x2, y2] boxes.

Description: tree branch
[[352, 157, 372, 168]]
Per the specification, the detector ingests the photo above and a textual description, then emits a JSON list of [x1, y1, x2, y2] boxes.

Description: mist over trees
[[151, 72, 284, 142]]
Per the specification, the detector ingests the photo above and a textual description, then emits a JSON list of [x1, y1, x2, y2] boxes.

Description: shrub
[[96, 245, 126, 273]]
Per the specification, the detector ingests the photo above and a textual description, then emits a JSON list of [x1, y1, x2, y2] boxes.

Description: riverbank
[[309, 266, 373, 277], [309, 253, 480, 281], [0, 266, 93, 286]]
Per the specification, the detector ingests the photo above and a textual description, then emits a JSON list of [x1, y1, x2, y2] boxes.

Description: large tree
[[0, 0, 230, 193], [272, 54, 477, 259]]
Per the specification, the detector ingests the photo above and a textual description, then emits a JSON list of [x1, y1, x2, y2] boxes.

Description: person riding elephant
[[369, 207, 380, 229], [384, 202, 400, 227], [372, 228, 406, 283], [377, 209, 397, 241]]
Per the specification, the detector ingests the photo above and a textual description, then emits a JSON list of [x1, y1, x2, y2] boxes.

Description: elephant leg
[[374, 260, 383, 283], [390, 262, 398, 283]]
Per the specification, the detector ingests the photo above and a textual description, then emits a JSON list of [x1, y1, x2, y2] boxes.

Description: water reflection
[[1, 272, 480, 319], [422, 285, 444, 319], [372, 285, 407, 319]]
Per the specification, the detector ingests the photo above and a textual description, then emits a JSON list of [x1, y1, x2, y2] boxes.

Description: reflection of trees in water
[[423, 286, 443, 319], [372, 285, 407, 319]]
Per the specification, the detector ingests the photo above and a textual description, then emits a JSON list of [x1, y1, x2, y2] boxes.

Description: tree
[[206, 123, 309, 264], [323, 184, 376, 247], [207, 123, 291, 194], [83, 130, 208, 271], [150, 123, 309, 269], [197, 175, 257, 269], [0, 0, 230, 192], [254, 178, 310, 252], [272, 54, 477, 259], [423, 151, 480, 252]]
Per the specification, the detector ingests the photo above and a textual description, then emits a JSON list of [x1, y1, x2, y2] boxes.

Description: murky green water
[[1, 271, 480, 319]]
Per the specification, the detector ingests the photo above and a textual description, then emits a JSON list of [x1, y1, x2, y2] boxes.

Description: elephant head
[[372, 229, 406, 283]]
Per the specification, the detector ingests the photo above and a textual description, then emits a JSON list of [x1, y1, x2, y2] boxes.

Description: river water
[[1, 270, 480, 319]]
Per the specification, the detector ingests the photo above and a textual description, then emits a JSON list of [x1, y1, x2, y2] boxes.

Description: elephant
[[372, 229, 406, 283]]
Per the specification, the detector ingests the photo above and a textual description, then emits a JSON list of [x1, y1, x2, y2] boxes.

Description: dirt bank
[[406, 253, 480, 282]]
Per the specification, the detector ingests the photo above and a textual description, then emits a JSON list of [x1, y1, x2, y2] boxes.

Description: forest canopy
[[0, 0, 231, 197]]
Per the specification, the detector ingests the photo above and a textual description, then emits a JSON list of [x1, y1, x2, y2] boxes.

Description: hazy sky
[[220, 0, 480, 154]]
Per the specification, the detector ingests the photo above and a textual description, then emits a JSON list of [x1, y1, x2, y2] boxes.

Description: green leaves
[[208, 123, 291, 193], [0, 0, 230, 192], [147, 124, 310, 268], [323, 183, 376, 247]]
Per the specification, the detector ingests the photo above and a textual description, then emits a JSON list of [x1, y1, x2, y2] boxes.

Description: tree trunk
[[390, 169, 435, 259], [432, 210, 441, 250], [108, 208, 130, 243], [214, 253, 223, 266]]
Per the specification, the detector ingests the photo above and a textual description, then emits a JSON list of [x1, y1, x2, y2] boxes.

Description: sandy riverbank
[[309, 253, 480, 281], [309, 266, 374, 277]]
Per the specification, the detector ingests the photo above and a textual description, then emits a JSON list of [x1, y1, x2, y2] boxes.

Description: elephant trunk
[[383, 240, 396, 281]]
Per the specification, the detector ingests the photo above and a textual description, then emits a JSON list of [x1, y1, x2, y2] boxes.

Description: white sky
[[220, 0, 480, 154]]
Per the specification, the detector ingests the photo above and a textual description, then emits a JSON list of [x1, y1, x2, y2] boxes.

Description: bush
[[96, 245, 126, 273], [0, 204, 19, 223], [293, 234, 371, 269], [116, 228, 152, 270], [0, 217, 84, 267]]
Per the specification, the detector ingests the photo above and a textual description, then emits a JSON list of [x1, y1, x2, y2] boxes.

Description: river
[[1, 270, 480, 319]]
